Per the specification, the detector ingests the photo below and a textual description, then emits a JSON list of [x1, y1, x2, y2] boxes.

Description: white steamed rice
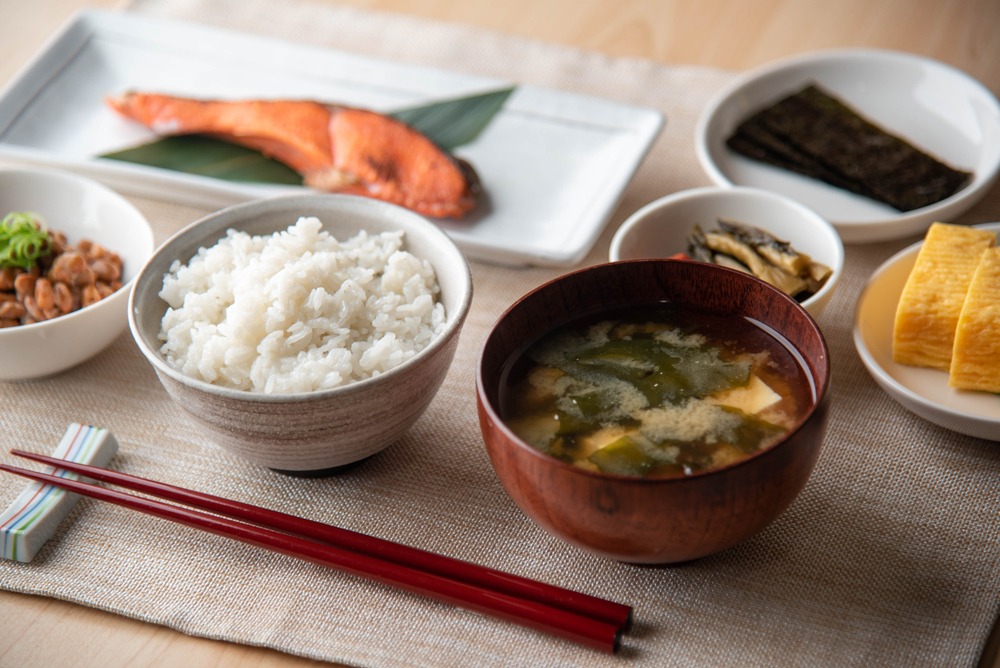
[[158, 216, 445, 394]]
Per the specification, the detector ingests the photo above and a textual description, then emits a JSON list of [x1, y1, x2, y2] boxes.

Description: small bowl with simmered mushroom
[[610, 186, 843, 317]]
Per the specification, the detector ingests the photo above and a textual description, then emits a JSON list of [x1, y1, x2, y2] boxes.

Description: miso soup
[[498, 304, 814, 477]]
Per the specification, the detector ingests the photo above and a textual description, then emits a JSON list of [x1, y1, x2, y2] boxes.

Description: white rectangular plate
[[0, 10, 663, 267]]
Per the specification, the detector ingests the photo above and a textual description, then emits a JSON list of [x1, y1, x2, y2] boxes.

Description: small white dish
[[610, 186, 843, 317], [696, 49, 1000, 244], [853, 222, 1000, 441], [0, 167, 155, 381]]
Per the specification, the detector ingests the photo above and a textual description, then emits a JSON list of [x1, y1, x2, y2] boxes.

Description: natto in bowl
[[0, 168, 154, 381]]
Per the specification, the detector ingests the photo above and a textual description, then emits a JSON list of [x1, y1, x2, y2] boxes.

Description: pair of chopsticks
[[1, 450, 631, 652]]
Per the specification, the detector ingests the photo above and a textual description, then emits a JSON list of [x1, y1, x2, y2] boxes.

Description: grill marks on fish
[[105, 92, 480, 219]]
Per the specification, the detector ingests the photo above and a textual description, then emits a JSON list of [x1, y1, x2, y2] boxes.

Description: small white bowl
[[0, 168, 154, 381], [610, 186, 843, 317], [695, 48, 1000, 243], [128, 194, 473, 473]]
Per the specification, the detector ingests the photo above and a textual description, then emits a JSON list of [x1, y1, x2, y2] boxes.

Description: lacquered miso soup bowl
[[476, 259, 830, 564]]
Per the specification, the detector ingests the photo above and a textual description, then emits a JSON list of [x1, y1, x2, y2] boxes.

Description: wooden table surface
[[1, 1, 998, 666]]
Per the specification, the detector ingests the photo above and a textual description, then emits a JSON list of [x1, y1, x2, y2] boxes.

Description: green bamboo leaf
[[101, 135, 303, 184], [100, 87, 515, 185], [391, 87, 515, 151]]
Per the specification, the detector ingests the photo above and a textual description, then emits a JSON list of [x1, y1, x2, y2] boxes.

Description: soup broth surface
[[499, 304, 813, 477]]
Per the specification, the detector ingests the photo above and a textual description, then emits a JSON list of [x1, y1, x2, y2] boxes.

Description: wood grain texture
[[476, 260, 830, 563], [1, 0, 998, 666], [319, 0, 1000, 94]]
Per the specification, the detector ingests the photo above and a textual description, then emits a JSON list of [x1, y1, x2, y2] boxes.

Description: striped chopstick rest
[[1, 424, 118, 562]]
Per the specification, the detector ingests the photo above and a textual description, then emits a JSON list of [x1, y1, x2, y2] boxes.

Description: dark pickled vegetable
[[687, 219, 832, 302]]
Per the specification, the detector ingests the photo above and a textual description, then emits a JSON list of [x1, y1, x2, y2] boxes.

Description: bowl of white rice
[[128, 194, 472, 473]]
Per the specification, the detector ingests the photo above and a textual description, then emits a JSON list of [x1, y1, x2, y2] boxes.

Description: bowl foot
[[268, 455, 372, 478]]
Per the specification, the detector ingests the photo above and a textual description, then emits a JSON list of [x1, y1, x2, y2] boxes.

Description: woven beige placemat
[[2, 1, 999, 666]]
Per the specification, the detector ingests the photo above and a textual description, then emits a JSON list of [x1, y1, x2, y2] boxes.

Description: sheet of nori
[[726, 118, 873, 197], [726, 85, 972, 211]]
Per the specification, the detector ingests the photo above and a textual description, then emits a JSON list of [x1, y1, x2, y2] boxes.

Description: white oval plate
[[696, 49, 1000, 244], [853, 222, 1000, 441]]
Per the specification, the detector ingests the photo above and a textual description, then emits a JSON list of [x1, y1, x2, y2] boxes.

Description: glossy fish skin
[[106, 92, 481, 219]]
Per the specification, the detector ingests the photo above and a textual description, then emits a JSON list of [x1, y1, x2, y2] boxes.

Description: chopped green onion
[[0, 212, 52, 270]]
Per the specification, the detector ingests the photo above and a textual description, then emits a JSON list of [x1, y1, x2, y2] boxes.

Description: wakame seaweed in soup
[[498, 304, 814, 477]]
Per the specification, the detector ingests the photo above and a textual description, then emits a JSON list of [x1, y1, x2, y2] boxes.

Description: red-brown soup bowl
[[476, 259, 831, 564]]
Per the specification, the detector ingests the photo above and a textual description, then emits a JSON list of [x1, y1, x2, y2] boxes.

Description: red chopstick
[[2, 453, 629, 652], [9, 449, 631, 631]]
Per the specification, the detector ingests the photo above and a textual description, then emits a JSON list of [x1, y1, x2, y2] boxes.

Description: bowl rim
[[0, 166, 155, 334], [476, 258, 831, 484], [609, 185, 844, 313], [127, 193, 473, 403]]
